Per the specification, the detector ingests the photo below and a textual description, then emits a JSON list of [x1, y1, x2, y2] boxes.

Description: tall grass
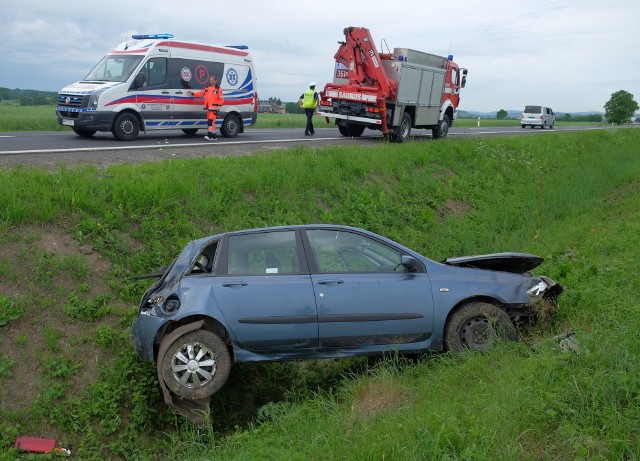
[[1, 129, 639, 460]]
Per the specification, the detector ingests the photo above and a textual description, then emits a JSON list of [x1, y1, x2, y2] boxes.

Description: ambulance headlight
[[88, 90, 105, 108]]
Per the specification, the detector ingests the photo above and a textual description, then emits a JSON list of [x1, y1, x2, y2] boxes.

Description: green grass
[[1, 128, 640, 459]]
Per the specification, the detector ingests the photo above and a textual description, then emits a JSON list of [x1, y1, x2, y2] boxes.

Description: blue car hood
[[442, 252, 544, 274]]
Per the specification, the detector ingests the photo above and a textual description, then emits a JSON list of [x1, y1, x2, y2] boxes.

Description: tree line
[[0, 88, 57, 106]]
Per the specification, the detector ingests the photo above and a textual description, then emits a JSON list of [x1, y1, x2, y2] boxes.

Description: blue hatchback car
[[131, 224, 562, 416]]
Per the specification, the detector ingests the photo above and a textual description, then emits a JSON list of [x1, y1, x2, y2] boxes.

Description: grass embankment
[[1, 129, 639, 459]]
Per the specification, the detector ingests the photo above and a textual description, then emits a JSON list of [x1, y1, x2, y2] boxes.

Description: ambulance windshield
[[84, 55, 143, 83]]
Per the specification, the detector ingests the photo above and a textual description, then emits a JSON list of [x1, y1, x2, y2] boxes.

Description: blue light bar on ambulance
[[131, 34, 174, 40], [226, 45, 249, 50]]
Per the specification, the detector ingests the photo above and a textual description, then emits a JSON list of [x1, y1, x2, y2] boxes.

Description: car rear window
[[524, 106, 542, 113]]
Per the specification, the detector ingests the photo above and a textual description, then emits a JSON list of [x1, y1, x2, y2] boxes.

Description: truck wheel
[[348, 125, 366, 137], [160, 329, 232, 400], [220, 114, 241, 138], [394, 112, 412, 143], [72, 128, 96, 138], [182, 129, 199, 136], [444, 302, 518, 352], [338, 125, 350, 137], [432, 114, 450, 139], [112, 113, 140, 141]]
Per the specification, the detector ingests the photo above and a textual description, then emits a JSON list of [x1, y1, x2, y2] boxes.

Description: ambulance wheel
[[112, 113, 140, 141], [221, 114, 241, 138], [72, 128, 96, 137], [182, 129, 199, 136]]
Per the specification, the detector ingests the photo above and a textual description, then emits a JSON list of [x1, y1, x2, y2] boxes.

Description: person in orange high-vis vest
[[189, 75, 224, 141]]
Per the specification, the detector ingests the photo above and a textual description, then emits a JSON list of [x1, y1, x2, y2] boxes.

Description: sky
[[1, 0, 639, 113]]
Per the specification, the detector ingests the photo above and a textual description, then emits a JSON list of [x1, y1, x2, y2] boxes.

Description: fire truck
[[318, 27, 467, 142]]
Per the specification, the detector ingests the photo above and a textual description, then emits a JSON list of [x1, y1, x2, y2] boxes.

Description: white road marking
[[0, 136, 346, 155]]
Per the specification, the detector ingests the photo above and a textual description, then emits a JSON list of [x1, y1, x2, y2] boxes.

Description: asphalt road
[[0, 124, 627, 169]]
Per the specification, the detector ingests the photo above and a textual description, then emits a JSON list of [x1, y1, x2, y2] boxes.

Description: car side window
[[187, 240, 218, 276], [227, 231, 299, 275], [306, 229, 403, 273], [138, 57, 168, 89]]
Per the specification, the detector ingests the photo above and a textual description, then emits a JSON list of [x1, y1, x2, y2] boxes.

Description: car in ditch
[[131, 224, 562, 417]]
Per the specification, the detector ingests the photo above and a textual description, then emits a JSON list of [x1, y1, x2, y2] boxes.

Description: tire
[[220, 113, 241, 138], [394, 112, 412, 143], [160, 329, 232, 400], [444, 301, 518, 352], [338, 125, 350, 137], [521, 124, 526, 129], [182, 129, 199, 136], [540, 122, 546, 129], [432, 114, 450, 139], [72, 128, 96, 137], [348, 125, 366, 137], [550, 122, 554, 129], [112, 112, 140, 141]]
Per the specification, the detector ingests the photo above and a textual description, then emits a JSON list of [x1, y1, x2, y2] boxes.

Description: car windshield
[[524, 105, 542, 113], [84, 55, 143, 82]]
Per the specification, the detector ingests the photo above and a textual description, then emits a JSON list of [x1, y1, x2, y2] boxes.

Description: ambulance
[[56, 34, 258, 140]]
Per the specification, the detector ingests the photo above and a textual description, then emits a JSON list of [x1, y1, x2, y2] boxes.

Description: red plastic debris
[[14, 436, 71, 455]]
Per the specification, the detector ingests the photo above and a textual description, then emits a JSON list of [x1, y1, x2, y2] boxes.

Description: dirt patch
[[350, 379, 411, 419], [439, 198, 473, 218], [0, 224, 121, 414]]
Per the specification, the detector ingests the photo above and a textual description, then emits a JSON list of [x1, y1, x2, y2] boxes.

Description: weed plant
[[0, 128, 639, 460]]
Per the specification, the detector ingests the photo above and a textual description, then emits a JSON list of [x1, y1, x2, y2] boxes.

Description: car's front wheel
[[444, 302, 518, 352], [160, 329, 232, 400], [112, 112, 140, 141]]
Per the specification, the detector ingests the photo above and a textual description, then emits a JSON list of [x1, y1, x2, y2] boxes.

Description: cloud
[[1, 0, 639, 111]]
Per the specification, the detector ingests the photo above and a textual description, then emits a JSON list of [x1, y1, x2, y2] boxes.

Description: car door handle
[[317, 280, 344, 286], [222, 282, 248, 288], [175, 91, 184, 94], [161, 90, 170, 94]]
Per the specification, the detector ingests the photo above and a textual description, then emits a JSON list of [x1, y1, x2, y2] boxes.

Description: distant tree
[[559, 112, 572, 122], [285, 102, 304, 114], [604, 90, 639, 124], [496, 109, 508, 120]]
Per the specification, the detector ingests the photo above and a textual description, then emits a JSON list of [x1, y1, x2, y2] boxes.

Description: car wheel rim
[[171, 342, 217, 389], [121, 120, 134, 135], [459, 316, 496, 349]]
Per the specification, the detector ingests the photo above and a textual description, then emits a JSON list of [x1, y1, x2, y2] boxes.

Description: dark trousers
[[304, 108, 315, 134]]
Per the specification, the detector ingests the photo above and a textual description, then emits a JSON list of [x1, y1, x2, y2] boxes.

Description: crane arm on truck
[[332, 27, 397, 100]]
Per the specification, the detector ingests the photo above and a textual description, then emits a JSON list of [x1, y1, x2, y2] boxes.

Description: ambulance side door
[[134, 56, 174, 129], [170, 57, 225, 126]]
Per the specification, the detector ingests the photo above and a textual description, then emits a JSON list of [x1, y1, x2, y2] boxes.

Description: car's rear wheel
[[160, 329, 231, 400], [182, 129, 199, 136], [444, 302, 518, 352], [220, 113, 241, 138]]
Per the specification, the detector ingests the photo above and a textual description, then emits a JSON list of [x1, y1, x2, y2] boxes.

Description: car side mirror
[[401, 255, 420, 272], [461, 76, 467, 88]]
